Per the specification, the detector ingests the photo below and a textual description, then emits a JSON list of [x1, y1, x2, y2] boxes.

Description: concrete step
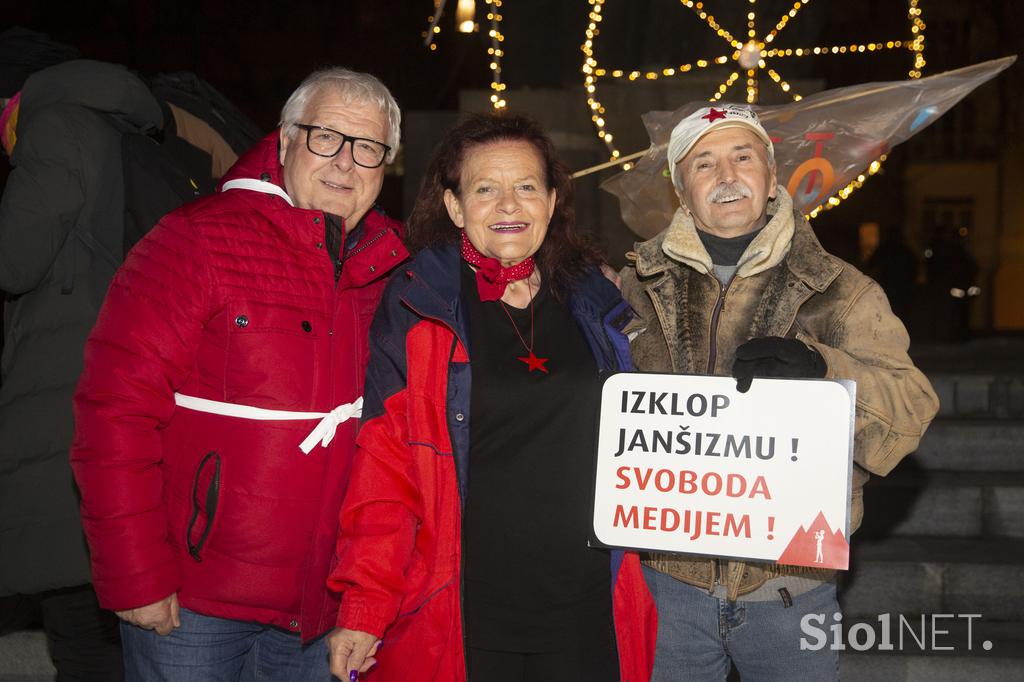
[[0, 630, 55, 681], [909, 420, 1024, 472], [860, 470, 1024, 539], [911, 338, 1024, 420], [926, 372, 1024, 420], [912, 339, 1024, 374], [841, 536, 1024, 621], [839, 620, 1024, 681]]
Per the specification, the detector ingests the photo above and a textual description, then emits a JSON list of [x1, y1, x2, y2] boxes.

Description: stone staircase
[[840, 347, 1024, 681]]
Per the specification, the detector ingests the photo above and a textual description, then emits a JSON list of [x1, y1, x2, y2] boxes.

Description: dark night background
[[7, 1, 1019, 128], [5, 0, 1024, 334]]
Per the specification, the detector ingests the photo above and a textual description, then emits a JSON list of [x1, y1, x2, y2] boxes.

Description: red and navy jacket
[[329, 244, 656, 681]]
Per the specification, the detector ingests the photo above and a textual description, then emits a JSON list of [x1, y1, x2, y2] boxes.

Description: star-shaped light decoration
[[518, 352, 550, 373], [580, 0, 926, 172]]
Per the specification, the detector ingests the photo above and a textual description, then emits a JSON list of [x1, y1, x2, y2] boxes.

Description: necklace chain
[[498, 279, 534, 353]]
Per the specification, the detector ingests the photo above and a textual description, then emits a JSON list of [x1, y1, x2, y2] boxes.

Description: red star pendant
[[518, 351, 550, 373], [702, 107, 728, 122]]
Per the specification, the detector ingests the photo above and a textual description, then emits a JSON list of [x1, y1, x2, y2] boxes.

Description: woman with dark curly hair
[[326, 112, 655, 682]]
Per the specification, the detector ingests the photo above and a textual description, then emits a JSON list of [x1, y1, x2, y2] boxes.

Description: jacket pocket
[[186, 451, 221, 562], [224, 300, 325, 409], [381, 578, 459, 674]]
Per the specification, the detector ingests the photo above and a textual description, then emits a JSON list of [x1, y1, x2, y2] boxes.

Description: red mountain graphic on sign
[[776, 511, 849, 570]]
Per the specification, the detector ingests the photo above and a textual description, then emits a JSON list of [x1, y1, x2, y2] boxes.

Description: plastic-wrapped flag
[[600, 57, 1016, 239]]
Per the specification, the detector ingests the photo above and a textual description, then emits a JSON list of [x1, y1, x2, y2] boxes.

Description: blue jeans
[[642, 566, 840, 681], [120, 608, 331, 681]]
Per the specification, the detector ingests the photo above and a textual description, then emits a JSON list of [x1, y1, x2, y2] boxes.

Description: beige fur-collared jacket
[[618, 187, 939, 600]]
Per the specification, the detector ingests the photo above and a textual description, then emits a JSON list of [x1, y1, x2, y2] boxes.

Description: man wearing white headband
[[619, 104, 938, 680]]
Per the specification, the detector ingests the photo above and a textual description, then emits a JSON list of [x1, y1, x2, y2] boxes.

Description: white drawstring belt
[[173, 393, 363, 455]]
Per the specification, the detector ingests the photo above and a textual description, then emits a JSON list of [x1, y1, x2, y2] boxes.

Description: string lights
[[423, 0, 445, 51], [422, 0, 508, 110], [580, 0, 925, 212], [486, 0, 507, 109], [806, 155, 887, 219]]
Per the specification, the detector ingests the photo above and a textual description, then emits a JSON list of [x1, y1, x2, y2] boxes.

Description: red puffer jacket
[[71, 131, 407, 639]]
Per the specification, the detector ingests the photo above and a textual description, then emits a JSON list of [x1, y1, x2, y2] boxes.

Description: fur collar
[[660, 186, 795, 278], [631, 186, 842, 292]]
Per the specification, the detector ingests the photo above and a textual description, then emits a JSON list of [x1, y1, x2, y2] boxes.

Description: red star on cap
[[702, 108, 728, 122]]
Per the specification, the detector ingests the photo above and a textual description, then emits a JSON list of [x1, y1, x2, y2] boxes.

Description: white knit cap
[[667, 104, 773, 189]]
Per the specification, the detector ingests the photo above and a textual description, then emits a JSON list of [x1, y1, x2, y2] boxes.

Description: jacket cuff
[[92, 559, 181, 612], [796, 334, 834, 378], [337, 600, 392, 639]]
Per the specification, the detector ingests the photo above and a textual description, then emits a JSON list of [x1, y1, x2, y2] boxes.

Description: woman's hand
[[327, 628, 381, 680]]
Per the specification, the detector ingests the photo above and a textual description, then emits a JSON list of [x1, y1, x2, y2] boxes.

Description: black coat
[[0, 60, 163, 595]]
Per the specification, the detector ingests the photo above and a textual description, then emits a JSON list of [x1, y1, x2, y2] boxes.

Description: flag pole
[[571, 148, 651, 179]]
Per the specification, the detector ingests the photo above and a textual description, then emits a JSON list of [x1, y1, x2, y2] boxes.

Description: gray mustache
[[707, 183, 753, 203]]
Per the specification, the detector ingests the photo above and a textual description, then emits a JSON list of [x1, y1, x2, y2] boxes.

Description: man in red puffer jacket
[[71, 67, 408, 680]]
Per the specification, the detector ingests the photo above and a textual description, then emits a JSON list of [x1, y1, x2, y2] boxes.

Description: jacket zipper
[[347, 228, 388, 259], [186, 451, 221, 562], [707, 279, 731, 374], [331, 227, 389, 285], [451, 332, 471, 682], [708, 279, 731, 594]]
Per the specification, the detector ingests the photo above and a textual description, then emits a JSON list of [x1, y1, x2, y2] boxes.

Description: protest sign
[[591, 373, 855, 570]]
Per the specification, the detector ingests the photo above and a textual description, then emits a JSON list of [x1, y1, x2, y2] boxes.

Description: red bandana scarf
[[460, 231, 536, 302]]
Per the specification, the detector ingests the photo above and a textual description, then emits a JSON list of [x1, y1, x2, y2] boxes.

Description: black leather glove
[[731, 336, 827, 393]]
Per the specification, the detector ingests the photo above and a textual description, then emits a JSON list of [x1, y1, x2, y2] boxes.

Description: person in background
[[326, 113, 655, 682], [0, 27, 132, 681], [865, 224, 918, 324], [924, 224, 979, 342]]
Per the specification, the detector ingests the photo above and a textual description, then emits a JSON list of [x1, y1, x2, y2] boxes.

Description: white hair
[[279, 67, 401, 163]]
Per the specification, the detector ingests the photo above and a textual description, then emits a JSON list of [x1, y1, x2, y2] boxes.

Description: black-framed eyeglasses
[[294, 124, 390, 168]]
